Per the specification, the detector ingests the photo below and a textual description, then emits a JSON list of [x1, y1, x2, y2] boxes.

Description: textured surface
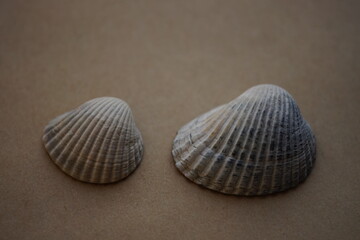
[[173, 85, 316, 195], [0, 0, 359, 239], [43, 97, 144, 183]]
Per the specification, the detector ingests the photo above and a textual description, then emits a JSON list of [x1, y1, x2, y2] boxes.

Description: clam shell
[[172, 84, 316, 196], [43, 97, 144, 183]]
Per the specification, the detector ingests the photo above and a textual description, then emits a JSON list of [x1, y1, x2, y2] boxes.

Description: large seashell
[[172, 84, 316, 196], [43, 97, 144, 184]]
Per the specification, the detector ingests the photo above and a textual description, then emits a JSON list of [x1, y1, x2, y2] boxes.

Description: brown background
[[1, 0, 359, 239]]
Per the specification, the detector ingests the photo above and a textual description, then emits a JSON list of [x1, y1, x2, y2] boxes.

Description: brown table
[[1, 1, 359, 239]]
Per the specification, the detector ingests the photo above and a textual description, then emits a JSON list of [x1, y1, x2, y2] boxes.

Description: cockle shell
[[172, 84, 316, 196], [43, 97, 144, 183]]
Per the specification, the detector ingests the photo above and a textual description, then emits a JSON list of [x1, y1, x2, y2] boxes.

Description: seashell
[[172, 84, 316, 196], [43, 97, 144, 184]]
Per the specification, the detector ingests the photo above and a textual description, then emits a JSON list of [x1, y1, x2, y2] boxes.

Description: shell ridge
[[77, 101, 124, 169], [44, 110, 78, 136], [233, 87, 269, 194], [122, 105, 136, 127], [173, 128, 214, 171], [116, 108, 132, 180], [175, 142, 210, 179], [86, 100, 126, 182], [91, 101, 127, 162], [280, 92, 295, 192], [257, 87, 284, 194], [133, 132, 144, 170], [173, 105, 229, 163], [99, 102, 129, 183], [258, 86, 287, 194], [294, 120, 307, 184], [48, 98, 110, 166], [110, 108, 132, 182], [46, 98, 109, 142], [263, 87, 285, 193], [221, 95, 264, 192], [193, 102, 249, 183], [83, 101, 129, 182], [176, 105, 229, 156], [61, 99, 116, 180], [180, 142, 212, 179], [74, 99, 120, 181], [205, 105, 242, 150], [288, 98, 299, 188], [269, 89, 287, 191], [301, 122, 316, 180], [188, 147, 209, 173], [246, 87, 278, 195], [239, 87, 273, 194], [124, 112, 138, 179], [131, 127, 144, 170], [72, 99, 119, 166], [43, 99, 106, 150], [59, 98, 115, 171], [133, 132, 144, 167], [292, 102, 306, 187], [270, 89, 288, 191], [117, 109, 131, 178], [214, 99, 251, 155], [185, 107, 227, 146], [208, 95, 255, 191], [107, 101, 140, 180], [172, 130, 208, 162], [44, 111, 72, 135], [45, 98, 108, 157], [279, 93, 294, 191]]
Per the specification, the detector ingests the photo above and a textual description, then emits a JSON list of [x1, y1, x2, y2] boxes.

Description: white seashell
[[172, 84, 316, 196], [43, 97, 144, 183]]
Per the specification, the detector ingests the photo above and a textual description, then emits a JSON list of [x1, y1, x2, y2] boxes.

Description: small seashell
[[172, 84, 316, 196], [43, 97, 144, 183]]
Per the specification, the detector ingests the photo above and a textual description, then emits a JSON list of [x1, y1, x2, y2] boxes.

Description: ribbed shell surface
[[172, 84, 316, 196], [43, 97, 144, 184]]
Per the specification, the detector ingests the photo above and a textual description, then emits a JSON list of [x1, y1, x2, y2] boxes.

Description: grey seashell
[[43, 97, 144, 184], [172, 84, 316, 196]]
